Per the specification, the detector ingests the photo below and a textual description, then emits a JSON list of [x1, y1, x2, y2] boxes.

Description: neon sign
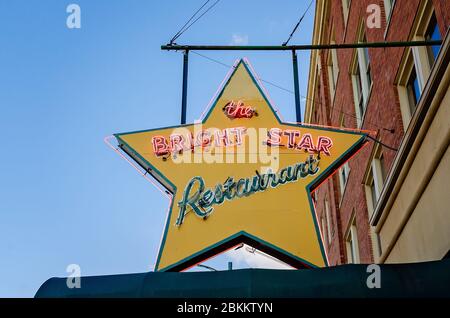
[[223, 100, 257, 119], [266, 128, 334, 155], [151, 127, 248, 156], [114, 59, 368, 271], [176, 155, 320, 226], [151, 128, 334, 157]]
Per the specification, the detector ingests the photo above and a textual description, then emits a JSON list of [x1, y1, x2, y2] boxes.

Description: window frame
[[424, 13, 442, 67], [350, 28, 373, 128], [321, 216, 328, 248], [396, 50, 424, 131], [363, 145, 385, 262], [324, 199, 332, 245], [364, 149, 385, 218], [338, 162, 351, 201], [393, 0, 446, 134], [341, 0, 351, 28], [383, 0, 397, 38], [338, 116, 351, 201], [345, 214, 360, 264], [327, 29, 340, 104]]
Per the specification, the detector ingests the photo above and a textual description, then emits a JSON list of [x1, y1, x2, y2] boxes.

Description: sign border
[[114, 59, 368, 271]]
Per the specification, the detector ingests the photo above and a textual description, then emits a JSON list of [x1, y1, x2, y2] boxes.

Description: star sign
[[114, 59, 367, 271]]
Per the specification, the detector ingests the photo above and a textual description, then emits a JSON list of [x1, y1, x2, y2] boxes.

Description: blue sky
[[0, 0, 314, 297]]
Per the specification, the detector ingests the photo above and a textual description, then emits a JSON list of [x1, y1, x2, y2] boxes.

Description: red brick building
[[305, 0, 449, 265]]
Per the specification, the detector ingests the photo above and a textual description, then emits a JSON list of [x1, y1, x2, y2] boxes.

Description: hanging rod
[[161, 40, 442, 51]]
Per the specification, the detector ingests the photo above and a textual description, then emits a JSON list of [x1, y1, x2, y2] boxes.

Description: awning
[[35, 259, 450, 298]]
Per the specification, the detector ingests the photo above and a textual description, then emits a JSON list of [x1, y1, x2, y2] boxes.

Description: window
[[338, 116, 350, 198], [396, 52, 423, 129], [406, 67, 421, 115], [325, 199, 332, 245], [364, 146, 385, 261], [351, 30, 372, 127], [365, 174, 377, 215], [379, 154, 386, 181], [355, 65, 365, 120], [425, 14, 442, 66], [346, 216, 360, 264], [383, 0, 394, 21], [370, 180, 377, 210], [362, 37, 372, 89], [321, 216, 328, 247], [327, 30, 339, 102], [395, 1, 440, 131], [338, 162, 350, 198], [342, 0, 350, 26], [365, 153, 386, 216], [375, 232, 383, 259]]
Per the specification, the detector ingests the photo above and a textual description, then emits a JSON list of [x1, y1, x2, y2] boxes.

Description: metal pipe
[[197, 264, 217, 271], [181, 50, 189, 124], [292, 50, 302, 123], [162, 40, 442, 51]]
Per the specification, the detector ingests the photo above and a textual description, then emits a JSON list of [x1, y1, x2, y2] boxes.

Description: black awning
[[35, 259, 450, 298]]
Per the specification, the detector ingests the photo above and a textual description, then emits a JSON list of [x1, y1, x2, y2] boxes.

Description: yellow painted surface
[[116, 60, 366, 271]]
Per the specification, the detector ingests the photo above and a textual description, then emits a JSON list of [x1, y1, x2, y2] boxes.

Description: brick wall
[[311, 0, 449, 265]]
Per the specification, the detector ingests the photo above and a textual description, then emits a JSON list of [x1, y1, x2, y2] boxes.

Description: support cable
[[169, 0, 211, 45], [366, 135, 398, 151], [282, 0, 314, 46], [169, 0, 221, 45]]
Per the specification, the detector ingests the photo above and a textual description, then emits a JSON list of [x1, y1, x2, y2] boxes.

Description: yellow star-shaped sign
[[114, 59, 367, 271]]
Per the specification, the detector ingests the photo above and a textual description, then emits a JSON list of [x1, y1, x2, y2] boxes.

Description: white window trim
[[363, 145, 385, 262], [342, 0, 350, 27], [327, 65, 337, 103], [327, 36, 340, 105], [350, 64, 363, 127], [363, 143, 385, 217], [325, 199, 332, 244], [383, 0, 393, 21], [321, 216, 328, 247], [350, 48, 372, 127], [345, 214, 360, 264], [357, 46, 372, 104], [372, 159, 384, 200], [338, 162, 351, 202], [349, 225, 360, 264], [395, 0, 437, 131], [411, 43, 430, 91], [395, 0, 436, 132], [364, 160, 384, 218], [396, 51, 419, 129], [383, 0, 397, 39], [365, 173, 383, 262], [338, 115, 351, 203], [364, 177, 376, 216]]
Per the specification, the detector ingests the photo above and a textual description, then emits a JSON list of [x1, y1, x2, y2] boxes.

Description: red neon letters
[[151, 127, 247, 157], [223, 101, 256, 119], [152, 128, 333, 157], [266, 128, 333, 154]]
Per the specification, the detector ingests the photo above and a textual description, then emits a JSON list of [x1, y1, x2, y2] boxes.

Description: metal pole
[[197, 264, 217, 271], [181, 50, 189, 124], [292, 50, 302, 123], [162, 40, 442, 51]]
